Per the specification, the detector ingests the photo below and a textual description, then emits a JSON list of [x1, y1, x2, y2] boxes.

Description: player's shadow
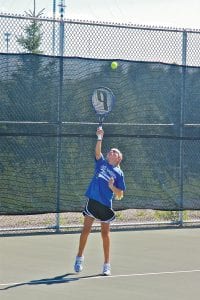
[[0, 273, 103, 290]]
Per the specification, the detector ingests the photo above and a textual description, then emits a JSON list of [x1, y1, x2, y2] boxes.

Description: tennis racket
[[91, 87, 116, 139]]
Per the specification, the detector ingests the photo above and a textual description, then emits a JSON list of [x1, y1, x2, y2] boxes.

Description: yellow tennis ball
[[111, 61, 118, 70]]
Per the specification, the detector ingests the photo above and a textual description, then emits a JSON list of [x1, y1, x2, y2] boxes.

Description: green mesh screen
[[0, 53, 199, 214]]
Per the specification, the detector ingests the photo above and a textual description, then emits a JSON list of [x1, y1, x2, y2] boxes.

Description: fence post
[[52, 0, 56, 55], [55, 56, 63, 233], [178, 30, 187, 226], [55, 4, 65, 232]]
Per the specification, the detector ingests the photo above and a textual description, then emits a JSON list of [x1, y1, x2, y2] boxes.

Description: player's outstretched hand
[[96, 127, 104, 140]]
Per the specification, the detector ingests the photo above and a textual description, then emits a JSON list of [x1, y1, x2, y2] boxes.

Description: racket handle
[[97, 126, 102, 141]]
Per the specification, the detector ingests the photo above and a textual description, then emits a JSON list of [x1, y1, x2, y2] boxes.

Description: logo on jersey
[[98, 166, 116, 181]]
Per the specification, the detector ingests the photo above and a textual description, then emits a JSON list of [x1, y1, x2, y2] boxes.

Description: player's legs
[[101, 222, 111, 275], [74, 215, 94, 273], [101, 222, 110, 263], [77, 215, 94, 257]]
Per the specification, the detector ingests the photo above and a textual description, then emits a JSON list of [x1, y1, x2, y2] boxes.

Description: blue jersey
[[85, 155, 126, 208]]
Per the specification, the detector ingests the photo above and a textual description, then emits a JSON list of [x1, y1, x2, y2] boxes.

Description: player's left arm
[[108, 177, 124, 200]]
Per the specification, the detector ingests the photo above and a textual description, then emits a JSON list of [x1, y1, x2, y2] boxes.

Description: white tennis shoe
[[102, 263, 111, 276], [74, 256, 84, 273]]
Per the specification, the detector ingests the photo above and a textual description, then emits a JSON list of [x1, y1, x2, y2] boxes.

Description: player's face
[[107, 148, 122, 165]]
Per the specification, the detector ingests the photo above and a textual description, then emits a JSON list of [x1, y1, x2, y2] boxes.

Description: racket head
[[91, 87, 116, 118]]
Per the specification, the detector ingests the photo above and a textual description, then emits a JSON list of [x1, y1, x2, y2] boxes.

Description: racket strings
[[92, 87, 115, 115]]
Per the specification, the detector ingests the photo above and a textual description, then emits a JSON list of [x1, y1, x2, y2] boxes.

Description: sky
[[0, 0, 200, 30]]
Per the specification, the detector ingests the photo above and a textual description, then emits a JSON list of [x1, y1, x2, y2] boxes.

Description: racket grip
[[97, 126, 102, 141]]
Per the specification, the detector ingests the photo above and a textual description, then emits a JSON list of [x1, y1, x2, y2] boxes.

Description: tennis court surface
[[1, 228, 200, 300]]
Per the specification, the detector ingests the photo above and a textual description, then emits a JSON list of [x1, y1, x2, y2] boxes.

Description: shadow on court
[[0, 273, 103, 290]]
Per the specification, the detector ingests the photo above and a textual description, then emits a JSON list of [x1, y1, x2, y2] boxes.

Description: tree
[[17, 9, 44, 54]]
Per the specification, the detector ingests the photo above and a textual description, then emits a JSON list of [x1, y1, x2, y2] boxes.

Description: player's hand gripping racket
[[91, 87, 116, 140]]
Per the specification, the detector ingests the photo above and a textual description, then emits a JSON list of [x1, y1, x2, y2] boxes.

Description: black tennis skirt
[[83, 199, 115, 223]]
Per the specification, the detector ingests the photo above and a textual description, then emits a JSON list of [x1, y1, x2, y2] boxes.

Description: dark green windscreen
[[0, 54, 199, 214]]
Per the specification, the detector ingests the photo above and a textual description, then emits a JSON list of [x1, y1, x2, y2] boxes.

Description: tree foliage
[[17, 9, 44, 54]]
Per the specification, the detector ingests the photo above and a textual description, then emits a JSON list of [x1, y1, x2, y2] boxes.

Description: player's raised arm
[[95, 127, 104, 160]]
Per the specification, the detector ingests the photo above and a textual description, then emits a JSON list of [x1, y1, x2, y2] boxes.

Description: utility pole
[[4, 32, 11, 53], [33, 0, 36, 17]]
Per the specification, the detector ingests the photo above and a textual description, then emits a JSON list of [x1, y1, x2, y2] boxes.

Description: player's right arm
[[95, 128, 104, 160]]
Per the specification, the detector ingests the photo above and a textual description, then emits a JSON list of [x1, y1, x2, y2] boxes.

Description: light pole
[[58, 0, 65, 19], [58, 0, 65, 56]]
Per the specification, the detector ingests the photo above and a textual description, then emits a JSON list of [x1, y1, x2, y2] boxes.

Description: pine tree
[[17, 9, 44, 54]]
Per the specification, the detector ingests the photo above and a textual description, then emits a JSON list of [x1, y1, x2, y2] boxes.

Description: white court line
[[82, 269, 200, 281], [0, 269, 200, 286], [84, 269, 200, 280]]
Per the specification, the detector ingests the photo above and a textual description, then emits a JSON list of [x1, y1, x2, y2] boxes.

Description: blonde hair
[[111, 148, 123, 158], [109, 148, 123, 167]]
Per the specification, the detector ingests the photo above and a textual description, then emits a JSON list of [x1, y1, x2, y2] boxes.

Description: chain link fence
[[0, 14, 200, 234], [0, 13, 200, 65]]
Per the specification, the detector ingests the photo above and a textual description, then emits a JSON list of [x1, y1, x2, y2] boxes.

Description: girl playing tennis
[[74, 127, 126, 275]]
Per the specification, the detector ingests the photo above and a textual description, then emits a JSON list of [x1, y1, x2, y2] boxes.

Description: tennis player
[[74, 127, 126, 276]]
